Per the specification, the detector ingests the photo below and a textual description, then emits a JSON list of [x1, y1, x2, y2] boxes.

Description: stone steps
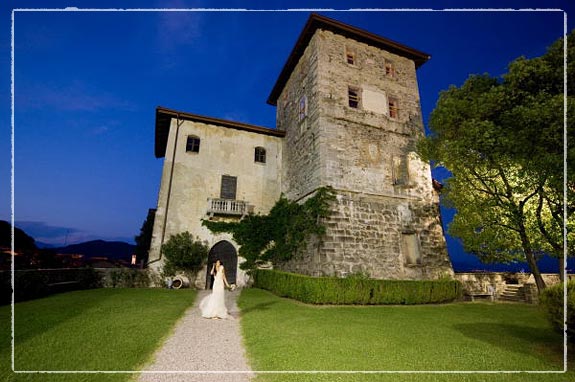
[[499, 284, 525, 302]]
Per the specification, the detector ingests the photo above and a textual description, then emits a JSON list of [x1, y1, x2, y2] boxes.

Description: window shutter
[[220, 175, 237, 200]]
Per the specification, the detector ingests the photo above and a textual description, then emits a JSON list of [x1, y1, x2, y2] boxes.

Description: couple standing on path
[[200, 259, 235, 320]]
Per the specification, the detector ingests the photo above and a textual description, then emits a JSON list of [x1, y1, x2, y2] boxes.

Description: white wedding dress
[[199, 266, 229, 319]]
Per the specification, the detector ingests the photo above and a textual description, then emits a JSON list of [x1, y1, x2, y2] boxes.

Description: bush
[[539, 280, 575, 344], [0, 268, 102, 304], [252, 269, 462, 305], [107, 268, 150, 288], [161, 232, 208, 280]]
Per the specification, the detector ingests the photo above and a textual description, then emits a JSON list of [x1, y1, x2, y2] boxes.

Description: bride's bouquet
[[228, 284, 237, 291]]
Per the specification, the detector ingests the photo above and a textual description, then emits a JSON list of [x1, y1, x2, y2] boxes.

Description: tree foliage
[[202, 186, 336, 271], [161, 232, 208, 279], [418, 31, 574, 290], [134, 209, 155, 265]]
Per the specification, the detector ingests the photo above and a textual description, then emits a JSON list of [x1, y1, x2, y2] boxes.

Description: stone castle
[[147, 14, 454, 288]]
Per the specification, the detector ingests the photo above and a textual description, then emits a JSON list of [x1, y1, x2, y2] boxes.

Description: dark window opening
[[389, 98, 399, 119], [348, 87, 360, 109], [186, 136, 200, 153], [255, 147, 266, 163], [346, 48, 356, 65]]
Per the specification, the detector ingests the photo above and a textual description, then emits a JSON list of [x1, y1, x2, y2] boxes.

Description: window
[[402, 233, 422, 265], [345, 47, 356, 65], [298, 95, 307, 122], [348, 87, 360, 109], [385, 60, 395, 77], [388, 97, 399, 119], [186, 135, 200, 153], [255, 147, 266, 163], [220, 175, 237, 200]]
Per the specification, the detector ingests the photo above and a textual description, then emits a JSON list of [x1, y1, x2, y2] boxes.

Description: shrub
[[161, 232, 208, 280], [252, 269, 462, 305], [0, 268, 102, 304], [539, 280, 575, 344], [107, 268, 150, 288]]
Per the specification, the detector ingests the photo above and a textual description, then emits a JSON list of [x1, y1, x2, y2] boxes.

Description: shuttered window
[[220, 175, 237, 200]]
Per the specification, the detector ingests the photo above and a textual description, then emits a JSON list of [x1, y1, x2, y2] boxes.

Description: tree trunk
[[517, 218, 547, 291], [524, 249, 546, 292]]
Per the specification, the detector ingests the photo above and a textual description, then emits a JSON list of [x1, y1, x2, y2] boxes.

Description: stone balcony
[[207, 198, 251, 217]]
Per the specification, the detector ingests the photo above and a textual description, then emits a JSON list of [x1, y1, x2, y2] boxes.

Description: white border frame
[[10, 6, 568, 375]]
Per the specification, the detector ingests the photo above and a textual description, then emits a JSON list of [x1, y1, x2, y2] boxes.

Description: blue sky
[[0, 1, 571, 269]]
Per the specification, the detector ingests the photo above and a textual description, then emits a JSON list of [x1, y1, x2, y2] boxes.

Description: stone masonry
[[272, 23, 453, 279]]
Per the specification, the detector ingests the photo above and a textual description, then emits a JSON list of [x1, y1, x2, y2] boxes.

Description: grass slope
[[1, 288, 196, 382], [239, 288, 572, 382]]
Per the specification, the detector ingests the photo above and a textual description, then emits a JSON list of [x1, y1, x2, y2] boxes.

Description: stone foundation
[[277, 189, 453, 280]]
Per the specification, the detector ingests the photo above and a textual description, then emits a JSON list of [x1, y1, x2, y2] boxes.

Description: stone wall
[[454, 272, 564, 303], [278, 190, 452, 280], [275, 28, 452, 280], [277, 32, 323, 201]]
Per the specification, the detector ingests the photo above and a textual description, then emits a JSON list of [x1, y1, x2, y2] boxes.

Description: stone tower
[[268, 14, 453, 279]]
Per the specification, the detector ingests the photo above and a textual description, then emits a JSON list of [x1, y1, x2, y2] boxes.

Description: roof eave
[[154, 106, 285, 158], [267, 13, 431, 106]]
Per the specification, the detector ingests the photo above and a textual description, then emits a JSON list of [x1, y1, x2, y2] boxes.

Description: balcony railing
[[207, 198, 249, 217]]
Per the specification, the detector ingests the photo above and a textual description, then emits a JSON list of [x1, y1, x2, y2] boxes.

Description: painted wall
[[148, 119, 283, 287]]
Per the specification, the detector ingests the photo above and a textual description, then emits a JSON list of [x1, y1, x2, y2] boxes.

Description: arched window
[[255, 147, 266, 163], [186, 135, 200, 153]]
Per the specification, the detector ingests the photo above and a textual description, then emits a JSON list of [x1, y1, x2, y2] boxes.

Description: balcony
[[207, 198, 250, 217]]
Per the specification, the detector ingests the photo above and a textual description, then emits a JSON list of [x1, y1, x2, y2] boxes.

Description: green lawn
[[2, 287, 572, 382], [238, 288, 572, 382], [1, 288, 196, 382]]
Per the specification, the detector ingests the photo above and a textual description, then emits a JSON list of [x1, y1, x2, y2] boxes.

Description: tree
[[134, 209, 155, 266], [419, 31, 574, 291], [202, 187, 335, 271], [161, 232, 208, 280]]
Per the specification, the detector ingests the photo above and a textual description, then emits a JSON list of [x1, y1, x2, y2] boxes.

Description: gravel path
[[137, 289, 254, 382]]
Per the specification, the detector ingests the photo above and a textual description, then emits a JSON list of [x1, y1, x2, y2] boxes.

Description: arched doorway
[[205, 241, 237, 289]]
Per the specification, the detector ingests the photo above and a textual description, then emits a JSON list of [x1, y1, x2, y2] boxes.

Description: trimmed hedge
[[539, 280, 575, 344], [107, 268, 150, 288], [252, 269, 462, 305], [0, 268, 102, 305]]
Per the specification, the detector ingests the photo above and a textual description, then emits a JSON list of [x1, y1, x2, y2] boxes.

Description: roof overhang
[[155, 106, 285, 158], [267, 13, 431, 106]]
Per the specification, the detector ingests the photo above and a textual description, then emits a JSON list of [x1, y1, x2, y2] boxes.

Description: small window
[[402, 233, 421, 265], [388, 97, 399, 119], [255, 147, 266, 163], [348, 87, 360, 109], [220, 175, 237, 200], [186, 136, 200, 153], [385, 61, 395, 77], [298, 95, 307, 122], [345, 47, 356, 65]]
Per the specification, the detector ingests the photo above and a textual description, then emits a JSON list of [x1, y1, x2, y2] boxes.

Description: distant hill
[[36, 241, 57, 249], [52, 240, 136, 260], [0, 220, 37, 251]]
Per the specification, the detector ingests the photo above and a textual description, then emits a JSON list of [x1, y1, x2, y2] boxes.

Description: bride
[[199, 259, 231, 319]]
